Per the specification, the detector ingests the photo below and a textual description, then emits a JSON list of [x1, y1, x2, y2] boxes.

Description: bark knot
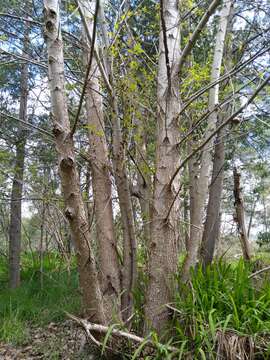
[[49, 9, 57, 18], [65, 207, 74, 220], [45, 20, 55, 32], [52, 124, 63, 137], [60, 156, 74, 170]]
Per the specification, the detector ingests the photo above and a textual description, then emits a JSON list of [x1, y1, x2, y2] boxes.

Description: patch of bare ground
[[0, 320, 102, 359]]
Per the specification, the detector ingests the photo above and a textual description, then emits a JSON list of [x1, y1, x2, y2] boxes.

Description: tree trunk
[[247, 194, 258, 239], [233, 167, 252, 261], [8, 29, 29, 289], [80, 0, 121, 320], [135, 115, 151, 249], [43, 0, 105, 324], [187, 138, 200, 269], [200, 127, 225, 267], [112, 123, 137, 321], [183, 165, 190, 251], [181, 0, 232, 281], [97, 1, 137, 321], [144, 0, 181, 334]]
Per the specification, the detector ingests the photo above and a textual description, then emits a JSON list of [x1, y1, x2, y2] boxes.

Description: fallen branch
[[66, 312, 178, 355], [249, 265, 270, 279]]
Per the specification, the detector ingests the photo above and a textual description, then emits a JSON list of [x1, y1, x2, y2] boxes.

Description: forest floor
[[0, 254, 97, 359], [2, 253, 270, 359], [0, 320, 92, 359]]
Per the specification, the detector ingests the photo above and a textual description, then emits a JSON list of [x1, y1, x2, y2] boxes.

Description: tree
[[182, 0, 233, 278], [79, 0, 121, 320], [43, 0, 105, 323], [8, 26, 29, 288], [144, 0, 181, 333], [233, 167, 252, 260]]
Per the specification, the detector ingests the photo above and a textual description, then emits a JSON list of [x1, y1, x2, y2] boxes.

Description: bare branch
[[178, 0, 221, 73], [166, 74, 270, 218], [66, 312, 178, 353], [249, 265, 270, 279], [160, 0, 171, 91], [0, 12, 42, 25], [71, 0, 100, 136]]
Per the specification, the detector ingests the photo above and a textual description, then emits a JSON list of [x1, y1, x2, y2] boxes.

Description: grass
[[133, 259, 270, 359], [2, 252, 270, 359], [0, 253, 80, 345], [129, 259, 270, 359]]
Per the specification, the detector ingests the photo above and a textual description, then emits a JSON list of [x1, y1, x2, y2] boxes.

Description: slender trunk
[[144, 0, 181, 334], [97, 1, 137, 321], [80, 0, 121, 318], [43, 0, 105, 323], [135, 117, 151, 248], [263, 195, 268, 232], [112, 125, 137, 321], [182, 0, 232, 281], [233, 167, 252, 260], [183, 195, 189, 251], [183, 164, 190, 251], [40, 199, 46, 289], [247, 195, 258, 239], [187, 138, 200, 266], [8, 29, 29, 289], [39, 167, 49, 288], [200, 126, 225, 266], [84, 165, 92, 223]]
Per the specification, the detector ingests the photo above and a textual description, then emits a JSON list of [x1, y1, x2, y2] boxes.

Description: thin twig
[[71, 0, 100, 136], [166, 74, 270, 219]]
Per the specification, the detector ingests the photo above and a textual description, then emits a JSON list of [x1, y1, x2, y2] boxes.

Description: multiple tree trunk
[[98, 0, 137, 321], [43, 0, 105, 323], [200, 125, 225, 266], [40, 0, 257, 336], [182, 0, 233, 280]]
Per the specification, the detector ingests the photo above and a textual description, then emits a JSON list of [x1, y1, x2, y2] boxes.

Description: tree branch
[[71, 0, 100, 137], [178, 0, 221, 73], [160, 0, 171, 91], [66, 312, 178, 354], [166, 74, 270, 218]]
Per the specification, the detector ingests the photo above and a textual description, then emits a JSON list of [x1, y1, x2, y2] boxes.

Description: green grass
[[0, 253, 80, 345], [2, 253, 270, 358], [131, 259, 270, 359]]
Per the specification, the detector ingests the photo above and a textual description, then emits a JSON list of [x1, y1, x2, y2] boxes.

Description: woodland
[[0, 0, 270, 359]]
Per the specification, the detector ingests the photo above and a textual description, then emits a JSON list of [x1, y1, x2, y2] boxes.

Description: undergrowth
[[130, 259, 270, 359], [0, 253, 80, 345], [2, 253, 270, 359]]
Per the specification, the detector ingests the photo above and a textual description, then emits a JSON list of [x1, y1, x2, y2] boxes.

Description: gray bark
[[200, 126, 225, 266], [98, 1, 137, 321], [79, 0, 121, 320], [233, 167, 252, 260], [43, 0, 105, 323], [144, 0, 181, 334], [182, 0, 232, 281], [9, 29, 29, 288]]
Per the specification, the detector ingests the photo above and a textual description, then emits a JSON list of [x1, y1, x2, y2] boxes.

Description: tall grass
[[0, 253, 80, 345], [2, 253, 270, 358], [131, 259, 270, 359]]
